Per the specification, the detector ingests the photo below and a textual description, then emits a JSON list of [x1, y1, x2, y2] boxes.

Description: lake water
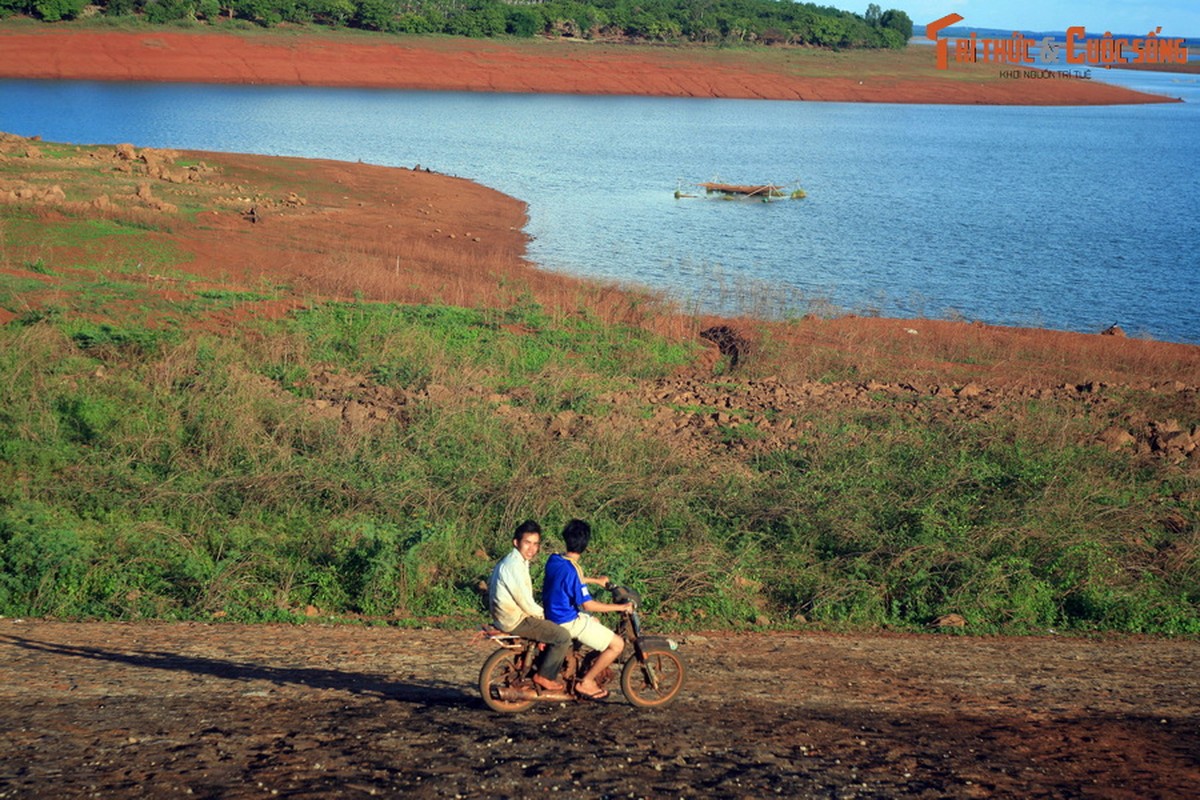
[[2, 68, 1198, 343]]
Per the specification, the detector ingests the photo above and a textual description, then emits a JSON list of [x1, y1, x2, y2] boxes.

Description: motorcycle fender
[[639, 636, 679, 651]]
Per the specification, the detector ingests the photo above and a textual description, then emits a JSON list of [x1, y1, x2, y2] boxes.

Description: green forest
[[2, 0, 914, 49]]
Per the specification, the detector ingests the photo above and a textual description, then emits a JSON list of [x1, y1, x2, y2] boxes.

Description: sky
[[833, 1, 1200, 37]]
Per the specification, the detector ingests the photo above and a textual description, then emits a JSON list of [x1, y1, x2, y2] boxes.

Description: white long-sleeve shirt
[[488, 548, 544, 631]]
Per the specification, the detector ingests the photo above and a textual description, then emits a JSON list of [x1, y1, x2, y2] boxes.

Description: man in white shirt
[[487, 520, 571, 692]]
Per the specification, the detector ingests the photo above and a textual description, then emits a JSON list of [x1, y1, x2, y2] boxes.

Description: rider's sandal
[[576, 687, 609, 701], [532, 675, 565, 692]]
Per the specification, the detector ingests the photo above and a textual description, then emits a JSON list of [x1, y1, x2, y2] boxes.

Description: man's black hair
[[513, 520, 541, 542], [561, 519, 591, 554]]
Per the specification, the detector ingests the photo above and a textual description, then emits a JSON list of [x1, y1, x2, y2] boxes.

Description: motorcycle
[[478, 583, 685, 712]]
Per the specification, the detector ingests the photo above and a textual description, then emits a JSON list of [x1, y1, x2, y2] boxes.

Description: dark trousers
[[509, 616, 570, 679]]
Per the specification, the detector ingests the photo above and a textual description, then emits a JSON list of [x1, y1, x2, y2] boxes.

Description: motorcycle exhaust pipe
[[495, 686, 573, 702]]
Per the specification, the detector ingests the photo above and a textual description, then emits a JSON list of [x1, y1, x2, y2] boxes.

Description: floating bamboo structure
[[698, 182, 787, 199], [679, 181, 806, 201]]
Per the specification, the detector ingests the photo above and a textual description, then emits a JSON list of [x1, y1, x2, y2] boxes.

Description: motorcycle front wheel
[[620, 648, 686, 709], [479, 648, 536, 713]]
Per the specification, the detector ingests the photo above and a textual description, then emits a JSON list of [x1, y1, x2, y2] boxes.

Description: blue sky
[[835, 1, 1200, 37]]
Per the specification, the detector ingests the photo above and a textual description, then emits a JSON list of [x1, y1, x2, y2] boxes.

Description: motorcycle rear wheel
[[620, 648, 685, 709], [479, 648, 536, 713]]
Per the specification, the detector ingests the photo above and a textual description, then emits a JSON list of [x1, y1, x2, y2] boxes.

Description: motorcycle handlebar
[[607, 583, 641, 610]]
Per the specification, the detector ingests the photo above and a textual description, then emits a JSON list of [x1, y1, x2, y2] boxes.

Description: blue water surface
[[1, 69, 1197, 343]]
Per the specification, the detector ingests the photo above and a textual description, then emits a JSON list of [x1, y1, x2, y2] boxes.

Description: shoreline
[[6, 132, 1199, 364], [0, 25, 1179, 105]]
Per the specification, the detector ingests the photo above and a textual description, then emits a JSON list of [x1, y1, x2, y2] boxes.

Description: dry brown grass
[[752, 315, 1200, 388], [288, 228, 695, 343]]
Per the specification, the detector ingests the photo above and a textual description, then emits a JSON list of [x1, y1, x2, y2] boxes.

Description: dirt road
[[1, 620, 1197, 798]]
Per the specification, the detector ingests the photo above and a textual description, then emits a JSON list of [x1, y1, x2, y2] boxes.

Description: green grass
[[0, 233, 1196, 634], [2, 213, 184, 267], [283, 300, 693, 389]]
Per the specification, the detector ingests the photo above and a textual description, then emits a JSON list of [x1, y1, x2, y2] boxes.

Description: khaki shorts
[[561, 613, 615, 651]]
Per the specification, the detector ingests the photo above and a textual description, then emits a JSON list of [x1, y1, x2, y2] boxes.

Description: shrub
[[143, 0, 194, 23], [504, 5, 543, 37], [0, 503, 94, 616], [33, 0, 86, 20]]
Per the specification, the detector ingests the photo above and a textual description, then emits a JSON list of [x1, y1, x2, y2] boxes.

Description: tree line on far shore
[[4, 0, 915, 49]]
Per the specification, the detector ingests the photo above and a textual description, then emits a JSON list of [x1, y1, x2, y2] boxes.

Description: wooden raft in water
[[698, 182, 786, 198]]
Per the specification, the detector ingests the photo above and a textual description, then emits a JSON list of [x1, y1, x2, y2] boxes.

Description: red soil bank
[[0, 27, 1178, 105]]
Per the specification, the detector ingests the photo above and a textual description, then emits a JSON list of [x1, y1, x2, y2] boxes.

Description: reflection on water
[[0, 73, 1197, 343]]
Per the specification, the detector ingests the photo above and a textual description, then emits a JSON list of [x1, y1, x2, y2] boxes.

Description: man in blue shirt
[[542, 519, 633, 700]]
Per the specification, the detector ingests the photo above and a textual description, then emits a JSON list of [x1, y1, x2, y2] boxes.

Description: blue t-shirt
[[542, 553, 591, 625]]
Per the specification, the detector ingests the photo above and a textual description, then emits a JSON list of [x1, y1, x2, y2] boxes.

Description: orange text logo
[[927, 15, 1190, 69]]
